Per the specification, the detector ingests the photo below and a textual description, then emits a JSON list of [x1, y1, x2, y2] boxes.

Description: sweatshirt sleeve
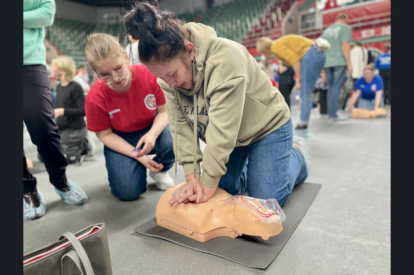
[[64, 84, 85, 116], [23, 0, 56, 29], [158, 79, 203, 176], [201, 76, 247, 187]]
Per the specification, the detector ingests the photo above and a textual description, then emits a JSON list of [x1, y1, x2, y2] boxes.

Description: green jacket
[[23, 0, 55, 65], [158, 23, 290, 188]]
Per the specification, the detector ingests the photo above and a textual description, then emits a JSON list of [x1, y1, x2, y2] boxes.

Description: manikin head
[[85, 33, 132, 93], [335, 13, 348, 24], [50, 56, 76, 83], [123, 0, 195, 90], [256, 37, 273, 59], [363, 63, 376, 83]]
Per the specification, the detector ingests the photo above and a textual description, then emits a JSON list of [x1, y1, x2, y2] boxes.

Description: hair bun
[[124, 0, 166, 41]]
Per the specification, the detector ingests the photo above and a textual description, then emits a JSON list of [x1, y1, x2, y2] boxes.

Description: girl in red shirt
[[84, 33, 175, 201]]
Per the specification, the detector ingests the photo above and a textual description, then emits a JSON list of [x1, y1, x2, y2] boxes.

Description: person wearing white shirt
[[342, 41, 368, 109], [73, 64, 91, 95], [125, 35, 141, 65], [350, 42, 368, 80]]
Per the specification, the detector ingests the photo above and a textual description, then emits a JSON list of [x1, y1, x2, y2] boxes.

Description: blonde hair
[[364, 63, 375, 72], [85, 33, 126, 71], [256, 37, 273, 55], [52, 56, 76, 82]]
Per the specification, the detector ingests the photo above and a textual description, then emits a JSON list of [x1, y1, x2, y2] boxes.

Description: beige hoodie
[[158, 23, 290, 188]]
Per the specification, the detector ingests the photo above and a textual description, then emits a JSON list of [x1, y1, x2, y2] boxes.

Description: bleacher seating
[[242, 0, 295, 49], [199, 0, 273, 43], [46, 0, 293, 65], [46, 18, 95, 66]]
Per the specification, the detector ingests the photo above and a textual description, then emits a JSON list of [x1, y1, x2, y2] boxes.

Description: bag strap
[[59, 232, 95, 275], [61, 250, 84, 275]]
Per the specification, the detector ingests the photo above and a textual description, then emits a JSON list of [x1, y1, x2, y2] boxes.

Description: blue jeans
[[218, 118, 308, 206], [358, 97, 384, 110], [300, 45, 326, 125], [104, 124, 175, 201], [325, 66, 347, 118]]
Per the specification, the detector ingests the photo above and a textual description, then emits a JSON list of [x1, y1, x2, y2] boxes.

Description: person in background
[[347, 63, 384, 112], [125, 34, 141, 65], [73, 64, 91, 95], [84, 33, 175, 201], [23, 0, 88, 220], [258, 62, 277, 87], [375, 44, 391, 105], [316, 71, 329, 115], [50, 56, 93, 164], [344, 41, 368, 109], [321, 13, 353, 121], [277, 62, 295, 109], [256, 35, 326, 138]]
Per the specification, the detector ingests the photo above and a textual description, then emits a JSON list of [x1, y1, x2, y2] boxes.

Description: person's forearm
[[342, 42, 351, 67], [375, 91, 383, 109], [292, 60, 301, 80], [23, 0, 55, 28], [64, 108, 85, 116], [149, 112, 169, 137], [186, 173, 201, 182], [349, 90, 361, 108], [97, 132, 137, 159]]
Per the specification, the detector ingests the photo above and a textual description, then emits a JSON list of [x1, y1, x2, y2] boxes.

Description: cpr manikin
[[351, 107, 387, 118], [156, 183, 285, 243]]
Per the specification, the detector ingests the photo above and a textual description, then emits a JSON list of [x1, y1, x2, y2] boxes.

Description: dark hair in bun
[[124, 0, 188, 63]]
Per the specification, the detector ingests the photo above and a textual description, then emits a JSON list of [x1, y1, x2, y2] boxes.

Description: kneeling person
[[84, 33, 175, 201]]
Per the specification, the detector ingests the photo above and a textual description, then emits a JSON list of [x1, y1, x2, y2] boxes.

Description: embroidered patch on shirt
[[144, 94, 157, 110]]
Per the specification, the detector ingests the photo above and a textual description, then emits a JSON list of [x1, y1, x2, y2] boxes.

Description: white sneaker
[[149, 171, 175, 190]]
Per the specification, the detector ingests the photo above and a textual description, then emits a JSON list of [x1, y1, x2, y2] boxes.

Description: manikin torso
[[156, 183, 284, 242]]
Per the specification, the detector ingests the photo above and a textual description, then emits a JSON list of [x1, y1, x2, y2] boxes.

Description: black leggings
[[23, 65, 68, 194], [278, 83, 294, 109], [380, 69, 391, 104]]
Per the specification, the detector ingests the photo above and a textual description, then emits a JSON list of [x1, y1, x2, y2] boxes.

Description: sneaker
[[328, 115, 348, 122], [23, 190, 46, 220], [55, 180, 88, 205], [84, 155, 97, 162], [292, 135, 310, 173], [293, 124, 312, 138], [149, 171, 175, 190]]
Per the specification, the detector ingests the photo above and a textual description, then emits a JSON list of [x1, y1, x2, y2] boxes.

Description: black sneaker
[[295, 124, 308, 130]]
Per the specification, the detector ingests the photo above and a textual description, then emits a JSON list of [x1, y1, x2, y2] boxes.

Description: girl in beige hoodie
[[124, 0, 309, 206]]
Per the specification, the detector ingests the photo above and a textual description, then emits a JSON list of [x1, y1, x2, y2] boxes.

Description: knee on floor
[[111, 186, 147, 201]]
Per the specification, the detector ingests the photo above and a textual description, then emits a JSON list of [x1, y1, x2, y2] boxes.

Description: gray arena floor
[[23, 105, 390, 275]]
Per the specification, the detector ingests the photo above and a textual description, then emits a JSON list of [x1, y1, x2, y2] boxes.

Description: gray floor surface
[[23, 106, 391, 275]]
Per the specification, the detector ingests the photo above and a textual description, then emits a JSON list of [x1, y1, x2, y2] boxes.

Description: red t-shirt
[[85, 65, 166, 133]]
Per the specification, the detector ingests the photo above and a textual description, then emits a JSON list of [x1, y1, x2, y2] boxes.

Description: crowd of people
[[23, 0, 390, 220], [256, 13, 391, 138]]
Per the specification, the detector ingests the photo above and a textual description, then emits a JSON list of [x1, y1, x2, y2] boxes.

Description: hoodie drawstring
[[174, 90, 178, 179], [193, 93, 198, 179]]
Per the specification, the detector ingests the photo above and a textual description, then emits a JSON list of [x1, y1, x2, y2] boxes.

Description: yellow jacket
[[271, 35, 314, 66]]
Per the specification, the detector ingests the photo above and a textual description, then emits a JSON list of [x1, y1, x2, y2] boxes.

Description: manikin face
[[145, 42, 196, 90], [363, 69, 375, 83], [93, 53, 132, 91], [49, 61, 63, 79]]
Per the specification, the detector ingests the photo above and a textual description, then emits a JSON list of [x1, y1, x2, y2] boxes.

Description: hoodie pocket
[[236, 95, 267, 145]]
